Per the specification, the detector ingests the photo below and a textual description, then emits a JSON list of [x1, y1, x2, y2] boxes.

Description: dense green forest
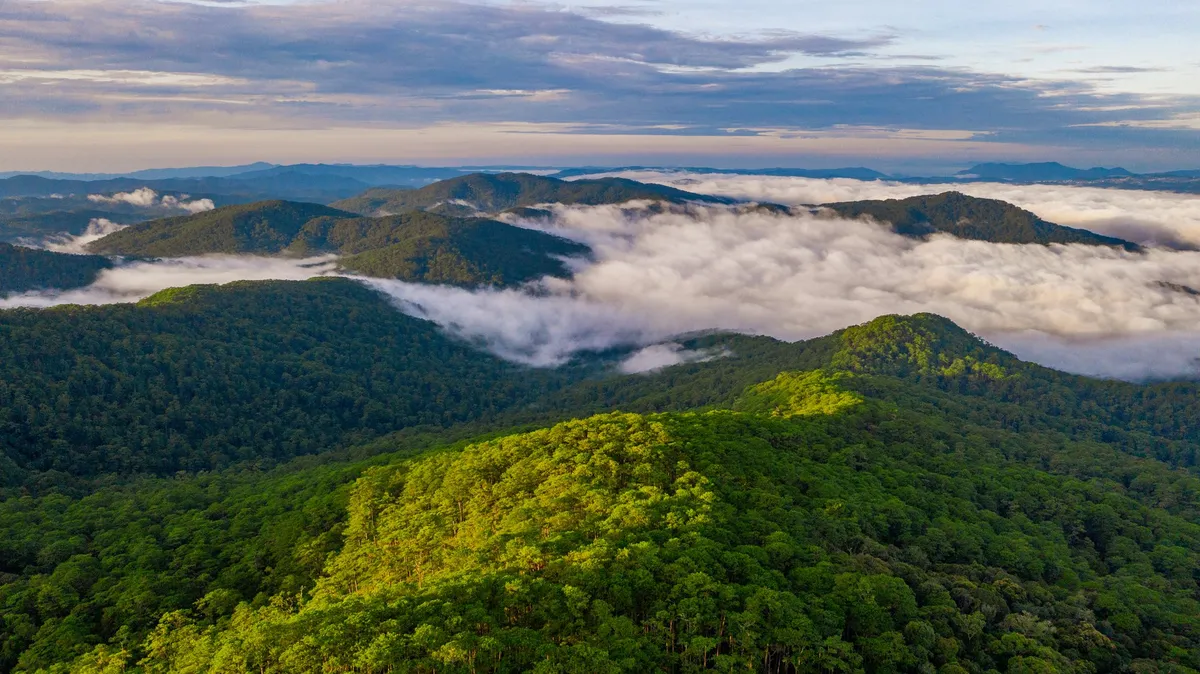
[[0, 244, 114, 295], [330, 173, 726, 217], [86, 202, 357, 256], [85, 202, 588, 286], [821, 192, 1140, 249], [290, 212, 589, 286], [0, 279, 589, 488], [0, 211, 142, 244], [3, 299, 1200, 671], [2, 309, 1200, 666]]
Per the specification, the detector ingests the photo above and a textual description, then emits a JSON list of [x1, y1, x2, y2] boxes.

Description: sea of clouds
[[8, 173, 1200, 380]]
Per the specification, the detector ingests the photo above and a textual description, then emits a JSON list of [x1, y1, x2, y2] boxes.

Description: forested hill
[[0, 278, 583, 488], [0, 243, 114, 295], [822, 191, 1141, 249], [85, 201, 356, 256], [5, 308, 1200, 671], [330, 171, 728, 216], [0, 210, 140, 243], [86, 202, 588, 286]]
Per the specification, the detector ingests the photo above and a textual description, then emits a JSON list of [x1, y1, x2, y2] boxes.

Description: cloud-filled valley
[[594, 171, 1200, 248], [8, 175, 1200, 381]]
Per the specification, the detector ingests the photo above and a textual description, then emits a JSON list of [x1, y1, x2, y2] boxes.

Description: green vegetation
[[5, 296, 1200, 672], [330, 172, 725, 217], [822, 192, 1140, 249], [85, 202, 587, 287], [291, 211, 588, 286], [0, 278, 583, 487], [86, 201, 356, 257], [0, 211, 140, 244], [0, 244, 114, 296]]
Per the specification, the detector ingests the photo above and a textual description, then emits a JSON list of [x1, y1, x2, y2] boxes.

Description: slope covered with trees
[[822, 192, 1140, 249], [85, 201, 356, 256], [0, 211, 142, 244], [86, 203, 587, 286], [331, 172, 726, 216], [5, 314, 1200, 671], [0, 244, 114, 295], [290, 211, 589, 286], [0, 278, 585, 488]]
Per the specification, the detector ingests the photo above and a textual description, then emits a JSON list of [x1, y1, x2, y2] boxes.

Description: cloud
[[88, 188, 215, 213], [588, 171, 1200, 248], [361, 278, 657, 367], [42, 217, 128, 254], [0, 0, 1196, 167], [497, 199, 1200, 379], [619, 343, 724, 373], [0, 256, 338, 308], [9, 178, 1200, 381]]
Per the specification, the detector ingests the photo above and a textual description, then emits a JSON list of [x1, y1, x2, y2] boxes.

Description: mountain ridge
[[821, 191, 1141, 249], [86, 200, 589, 286], [331, 171, 729, 216]]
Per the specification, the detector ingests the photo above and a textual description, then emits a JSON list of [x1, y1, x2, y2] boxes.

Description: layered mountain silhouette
[[330, 172, 727, 216]]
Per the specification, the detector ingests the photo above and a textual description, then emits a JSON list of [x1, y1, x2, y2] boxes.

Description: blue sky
[[0, 0, 1196, 172]]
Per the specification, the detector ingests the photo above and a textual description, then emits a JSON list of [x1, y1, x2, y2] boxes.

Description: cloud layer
[[0, 256, 338, 308], [596, 171, 1200, 248], [8, 177, 1200, 381]]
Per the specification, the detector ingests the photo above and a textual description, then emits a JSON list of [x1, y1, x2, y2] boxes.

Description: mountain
[[822, 191, 1141, 249], [330, 172, 727, 216], [4, 310, 1200, 671], [0, 243, 114, 295], [0, 278, 583, 487], [86, 201, 588, 286], [227, 164, 469, 187], [553, 166, 891, 180], [0, 209, 142, 243], [301, 212, 590, 285], [86, 201, 357, 256], [956, 162, 1134, 182], [0, 172, 370, 204], [0, 163, 278, 181]]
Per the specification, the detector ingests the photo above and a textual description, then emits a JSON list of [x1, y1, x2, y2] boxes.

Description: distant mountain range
[[954, 162, 1135, 182], [331, 172, 728, 216]]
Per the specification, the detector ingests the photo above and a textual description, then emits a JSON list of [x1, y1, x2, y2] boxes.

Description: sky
[[0, 0, 1198, 172]]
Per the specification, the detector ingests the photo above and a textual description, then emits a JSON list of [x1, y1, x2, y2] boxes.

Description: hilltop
[[86, 201, 588, 286], [86, 201, 356, 256], [3, 304, 1200, 671], [822, 191, 1141, 249], [331, 171, 728, 216]]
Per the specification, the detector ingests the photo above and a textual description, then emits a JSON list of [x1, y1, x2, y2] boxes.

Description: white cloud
[[88, 188, 215, 214], [360, 278, 656, 367], [619, 343, 723, 373], [585, 171, 1200, 248], [10, 178, 1200, 381], [42, 218, 128, 254], [0, 256, 338, 309]]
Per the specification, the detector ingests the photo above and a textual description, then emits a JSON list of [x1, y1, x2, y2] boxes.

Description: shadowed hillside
[[0, 243, 114, 295], [822, 191, 1140, 249]]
